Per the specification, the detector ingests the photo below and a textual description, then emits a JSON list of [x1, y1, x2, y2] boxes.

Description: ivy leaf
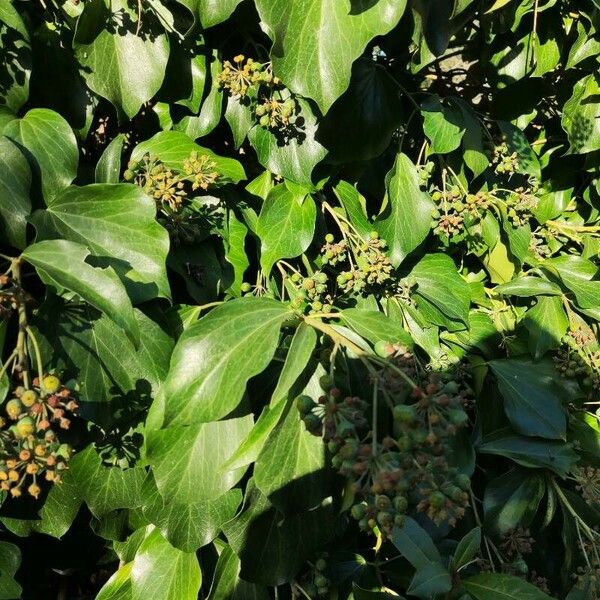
[[562, 73, 600, 155], [407, 561, 452, 599], [4, 108, 78, 202], [464, 573, 555, 600], [75, 0, 170, 119], [254, 407, 330, 514], [96, 562, 133, 600], [375, 153, 434, 267], [0, 542, 22, 600], [31, 183, 171, 303], [142, 475, 242, 552], [522, 296, 568, 359], [256, 185, 316, 275], [483, 468, 545, 534], [96, 133, 125, 183], [334, 181, 372, 238], [494, 277, 562, 297], [23, 240, 140, 346], [157, 298, 288, 426], [0, 135, 31, 249], [411, 254, 471, 331], [146, 415, 253, 503], [131, 528, 201, 600], [391, 517, 442, 569], [131, 130, 245, 185], [248, 98, 327, 188], [317, 58, 403, 163], [478, 432, 578, 477], [254, 0, 407, 113], [421, 96, 465, 154], [544, 255, 600, 310], [33, 296, 174, 405], [197, 0, 242, 28], [341, 309, 413, 348], [451, 527, 481, 571], [490, 359, 567, 440]]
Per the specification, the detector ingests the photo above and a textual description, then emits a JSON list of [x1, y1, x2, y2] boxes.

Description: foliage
[[0, 0, 599, 599]]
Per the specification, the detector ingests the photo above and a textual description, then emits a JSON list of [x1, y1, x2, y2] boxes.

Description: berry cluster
[[297, 344, 472, 537], [554, 331, 600, 392], [293, 555, 329, 598], [493, 142, 519, 175], [217, 55, 298, 131], [0, 375, 76, 498]]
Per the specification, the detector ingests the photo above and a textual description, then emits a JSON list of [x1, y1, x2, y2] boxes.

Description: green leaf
[[23, 239, 140, 346], [317, 58, 402, 163], [256, 185, 316, 275], [0, 135, 31, 248], [198, 0, 242, 28], [407, 562, 452, 599], [142, 475, 242, 552], [483, 469, 545, 534], [494, 277, 562, 297], [96, 562, 133, 600], [391, 517, 442, 569], [248, 98, 327, 188], [489, 359, 567, 440], [544, 255, 600, 310], [0, 4, 30, 113], [411, 254, 471, 331], [33, 296, 174, 405], [464, 573, 555, 600], [31, 183, 171, 303], [334, 181, 372, 238], [254, 406, 329, 513], [478, 432, 578, 477], [341, 309, 413, 348], [562, 73, 600, 154], [4, 108, 78, 202], [254, 0, 407, 113], [75, 0, 170, 119], [451, 527, 481, 571], [131, 130, 245, 185], [0, 542, 22, 600], [131, 528, 201, 600], [375, 153, 434, 267], [96, 133, 125, 183], [522, 296, 568, 359], [421, 96, 465, 154], [156, 298, 288, 427], [147, 415, 253, 503], [224, 211, 250, 296]]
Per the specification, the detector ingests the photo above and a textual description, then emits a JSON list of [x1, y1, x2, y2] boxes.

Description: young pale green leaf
[[197, 0, 242, 27], [31, 183, 171, 303], [0, 135, 31, 249], [254, 406, 329, 513], [131, 130, 245, 184], [490, 359, 567, 440], [407, 561, 452, 599], [131, 528, 201, 600], [523, 296, 568, 359], [4, 108, 78, 202], [421, 96, 465, 154], [483, 469, 545, 534], [451, 527, 481, 571], [96, 133, 125, 183], [254, 0, 407, 113], [23, 239, 140, 346], [158, 298, 289, 426], [411, 254, 471, 331], [249, 98, 327, 187], [0, 542, 22, 600], [464, 573, 556, 600], [147, 416, 253, 504], [375, 153, 434, 267], [142, 475, 242, 552], [478, 432, 578, 477], [96, 562, 133, 600], [391, 517, 442, 569], [75, 0, 169, 119], [494, 277, 562, 297], [256, 185, 316, 275], [341, 309, 413, 348]]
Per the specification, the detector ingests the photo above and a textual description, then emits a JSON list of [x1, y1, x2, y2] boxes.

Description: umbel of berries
[[0, 374, 77, 499]]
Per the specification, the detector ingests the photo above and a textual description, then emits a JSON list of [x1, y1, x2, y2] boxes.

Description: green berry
[[42, 375, 61, 394], [296, 395, 316, 414], [351, 503, 366, 520], [393, 404, 415, 423], [429, 491, 446, 509], [315, 575, 328, 588], [5, 399, 22, 420], [374, 340, 393, 358], [259, 115, 270, 127], [393, 496, 408, 512], [325, 233, 334, 243], [15, 416, 35, 439], [455, 473, 471, 491], [21, 390, 38, 407], [315, 558, 327, 572], [315, 272, 328, 284], [240, 282, 252, 293]]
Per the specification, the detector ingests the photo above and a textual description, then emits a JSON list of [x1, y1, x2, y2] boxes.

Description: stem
[[25, 327, 44, 386], [372, 379, 379, 457], [0, 349, 18, 383], [12, 259, 30, 389], [304, 318, 368, 357]]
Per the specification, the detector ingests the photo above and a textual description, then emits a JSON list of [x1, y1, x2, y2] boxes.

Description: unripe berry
[[314, 575, 328, 588], [240, 282, 252, 293], [27, 483, 41, 499], [315, 558, 327, 572], [455, 473, 471, 491], [5, 399, 22, 420], [429, 491, 446, 509], [42, 375, 61, 394], [393, 404, 415, 423], [296, 395, 316, 414], [351, 503, 366, 520], [325, 233, 334, 243], [513, 559, 528, 575], [15, 417, 35, 439], [21, 390, 38, 407], [393, 496, 408, 512], [259, 115, 270, 127]]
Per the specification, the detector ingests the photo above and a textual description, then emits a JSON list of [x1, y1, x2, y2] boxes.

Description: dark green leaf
[[464, 573, 555, 600]]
